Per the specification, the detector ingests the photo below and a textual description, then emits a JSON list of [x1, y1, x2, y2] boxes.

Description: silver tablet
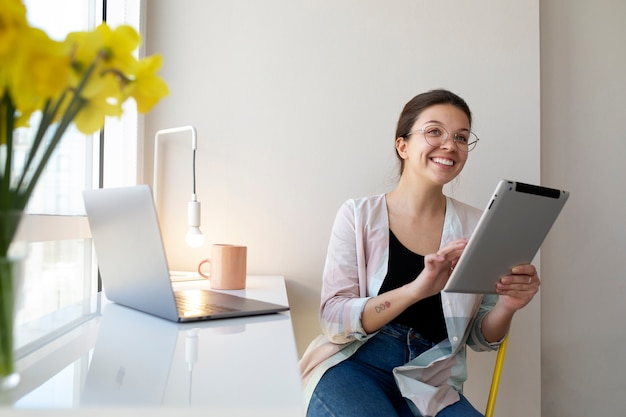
[[443, 180, 569, 294]]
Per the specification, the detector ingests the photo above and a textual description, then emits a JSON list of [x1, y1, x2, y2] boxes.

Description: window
[[15, 0, 142, 352]]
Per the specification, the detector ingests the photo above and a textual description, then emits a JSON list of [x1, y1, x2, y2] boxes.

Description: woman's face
[[396, 103, 471, 186]]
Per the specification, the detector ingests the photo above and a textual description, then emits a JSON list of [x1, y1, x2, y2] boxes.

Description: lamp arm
[[153, 125, 198, 204], [153, 125, 204, 247]]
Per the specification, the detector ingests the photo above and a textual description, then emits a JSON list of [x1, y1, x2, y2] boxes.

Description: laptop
[[443, 179, 569, 294], [82, 185, 289, 322]]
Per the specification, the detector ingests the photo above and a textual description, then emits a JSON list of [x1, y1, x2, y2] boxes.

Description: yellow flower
[[104, 24, 141, 73], [73, 73, 124, 134], [66, 24, 139, 90], [61, 23, 168, 131], [0, 0, 27, 101], [10, 27, 72, 126], [126, 54, 170, 113], [0, 0, 27, 59]]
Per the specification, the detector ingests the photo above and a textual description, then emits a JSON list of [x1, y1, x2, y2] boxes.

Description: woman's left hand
[[495, 264, 540, 312]]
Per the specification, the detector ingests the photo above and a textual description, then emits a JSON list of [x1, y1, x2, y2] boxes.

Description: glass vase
[[0, 211, 26, 391], [0, 256, 23, 391]]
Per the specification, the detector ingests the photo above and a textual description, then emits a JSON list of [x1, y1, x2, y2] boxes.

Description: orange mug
[[197, 244, 247, 289]]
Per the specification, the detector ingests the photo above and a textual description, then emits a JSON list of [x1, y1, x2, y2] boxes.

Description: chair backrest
[[485, 333, 510, 417]]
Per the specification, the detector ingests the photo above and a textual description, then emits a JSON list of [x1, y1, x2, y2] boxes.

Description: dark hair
[[394, 89, 472, 172]]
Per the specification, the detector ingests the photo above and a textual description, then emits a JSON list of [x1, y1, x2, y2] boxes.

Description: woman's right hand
[[408, 238, 468, 299], [362, 238, 467, 334]]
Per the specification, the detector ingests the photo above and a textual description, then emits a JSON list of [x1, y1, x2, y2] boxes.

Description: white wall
[[142, 1, 540, 415], [540, 0, 626, 415]]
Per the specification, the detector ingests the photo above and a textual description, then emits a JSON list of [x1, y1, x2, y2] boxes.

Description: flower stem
[[0, 259, 16, 377], [18, 97, 86, 208], [13, 53, 102, 208], [14, 98, 57, 193], [0, 94, 16, 211]]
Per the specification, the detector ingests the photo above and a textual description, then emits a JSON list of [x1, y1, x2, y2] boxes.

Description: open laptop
[[82, 185, 289, 322]]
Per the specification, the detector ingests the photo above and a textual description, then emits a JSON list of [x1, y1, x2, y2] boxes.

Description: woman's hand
[[362, 238, 468, 334], [481, 264, 540, 343], [409, 238, 469, 299], [495, 264, 540, 312]]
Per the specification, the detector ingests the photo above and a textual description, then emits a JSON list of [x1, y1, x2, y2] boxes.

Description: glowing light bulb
[[185, 226, 204, 247], [186, 199, 204, 247]]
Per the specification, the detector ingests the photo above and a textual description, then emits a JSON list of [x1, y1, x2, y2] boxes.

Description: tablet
[[443, 180, 569, 294]]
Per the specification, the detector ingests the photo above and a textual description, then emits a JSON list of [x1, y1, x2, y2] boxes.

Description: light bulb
[[185, 226, 204, 247], [186, 199, 204, 247]]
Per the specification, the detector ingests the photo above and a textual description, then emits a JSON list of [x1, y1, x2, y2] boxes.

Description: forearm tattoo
[[375, 301, 391, 313]]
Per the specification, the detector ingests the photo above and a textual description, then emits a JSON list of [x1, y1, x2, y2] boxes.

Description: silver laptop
[[82, 185, 289, 322]]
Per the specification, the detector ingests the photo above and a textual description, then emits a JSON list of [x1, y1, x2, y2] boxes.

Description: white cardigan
[[299, 194, 502, 416]]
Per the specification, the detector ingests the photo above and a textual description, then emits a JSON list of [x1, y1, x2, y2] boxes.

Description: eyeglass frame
[[404, 124, 480, 152]]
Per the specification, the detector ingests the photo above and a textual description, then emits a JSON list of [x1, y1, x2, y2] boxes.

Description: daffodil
[[0, 0, 27, 59], [127, 54, 170, 113], [0, 0, 28, 109], [73, 73, 125, 134], [10, 27, 72, 126]]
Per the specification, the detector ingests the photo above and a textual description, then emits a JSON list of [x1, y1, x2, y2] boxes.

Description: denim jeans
[[307, 323, 483, 417]]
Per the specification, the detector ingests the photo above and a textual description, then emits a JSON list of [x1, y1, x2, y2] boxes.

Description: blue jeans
[[307, 323, 483, 417]]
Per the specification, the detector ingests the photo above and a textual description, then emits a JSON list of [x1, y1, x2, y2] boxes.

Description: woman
[[299, 89, 539, 417]]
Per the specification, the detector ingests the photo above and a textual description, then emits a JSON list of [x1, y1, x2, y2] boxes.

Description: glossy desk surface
[[0, 276, 304, 416]]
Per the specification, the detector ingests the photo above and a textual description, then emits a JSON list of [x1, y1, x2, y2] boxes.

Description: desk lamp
[[153, 126, 205, 247]]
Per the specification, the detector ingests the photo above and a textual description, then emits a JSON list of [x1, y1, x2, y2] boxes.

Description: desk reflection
[[81, 302, 294, 407]]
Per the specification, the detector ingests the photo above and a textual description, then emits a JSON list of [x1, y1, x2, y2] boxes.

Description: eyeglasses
[[406, 124, 479, 152]]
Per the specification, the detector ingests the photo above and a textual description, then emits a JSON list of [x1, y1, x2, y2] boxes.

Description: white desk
[[0, 276, 304, 416]]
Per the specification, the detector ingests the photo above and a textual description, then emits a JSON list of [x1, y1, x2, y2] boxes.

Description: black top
[[378, 230, 447, 344]]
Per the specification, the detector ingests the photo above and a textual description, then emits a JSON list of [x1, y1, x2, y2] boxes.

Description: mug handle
[[197, 258, 212, 278]]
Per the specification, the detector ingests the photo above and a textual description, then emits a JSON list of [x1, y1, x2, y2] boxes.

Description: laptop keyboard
[[174, 291, 240, 315]]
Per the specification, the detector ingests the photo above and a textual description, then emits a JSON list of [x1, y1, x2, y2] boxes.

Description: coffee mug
[[197, 244, 247, 289]]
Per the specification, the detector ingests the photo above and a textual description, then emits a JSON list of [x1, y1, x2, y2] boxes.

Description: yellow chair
[[485, 334, 509, 417]]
